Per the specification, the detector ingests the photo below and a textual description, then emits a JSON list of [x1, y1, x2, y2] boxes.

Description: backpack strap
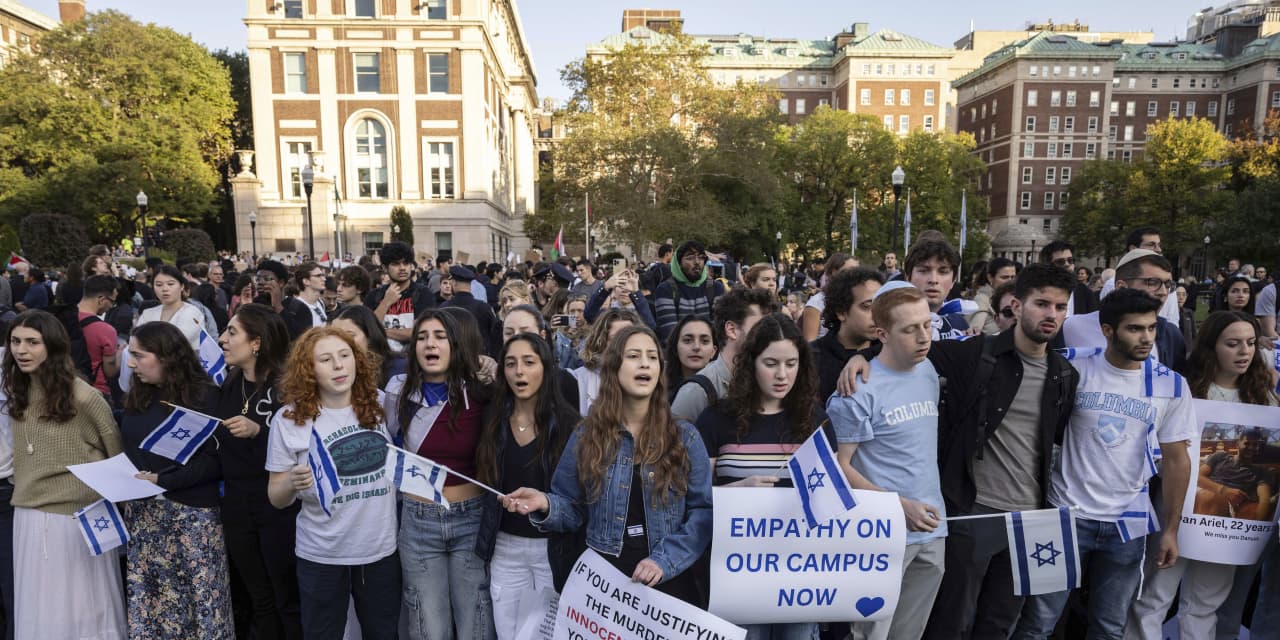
[[680, 374, 718, 407]]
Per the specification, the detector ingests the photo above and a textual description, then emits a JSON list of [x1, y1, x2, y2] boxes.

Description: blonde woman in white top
[[137, 264, 204, 350]]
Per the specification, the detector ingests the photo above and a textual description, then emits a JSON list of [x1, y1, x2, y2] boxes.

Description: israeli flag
[[1118, 485, 1161, 543], [1006, 507, 1081, 596], [786, 428, 857, 529], [140, 405, 220, 464], [308, 427, 342, 517], [850, 190, 859, 253], [937, 298, 979, 316], [385, 445, 450, 508], [198, 327, 227, 385], [1141, 358, 1184, 399], [959, 190, 968, 256], [74, 499, 128, 556], [903, 191, 912, 250]]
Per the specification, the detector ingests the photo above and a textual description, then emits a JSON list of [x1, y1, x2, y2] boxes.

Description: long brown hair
[[124, 322, 218, 412], [281, 327, 384, 428], [1188, 311, 1277, 405], [578, 307, 641, 370], [724, 313, 819, 443], [2, 310, 78, 422], [577, 325, 688, 506]]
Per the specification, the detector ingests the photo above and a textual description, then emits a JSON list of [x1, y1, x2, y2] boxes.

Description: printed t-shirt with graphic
[[265, 399, 397, 565], [384, 295, 417, 354], [1046, 354, 1196, 522], [827, 357, 946, 545]]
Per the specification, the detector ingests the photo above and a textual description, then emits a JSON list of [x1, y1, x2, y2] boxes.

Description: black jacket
[[363, 280, 436, 319], [811, 330, 862, 404], [441, 291, 501, 357], [1072, 281, 1099, 315]]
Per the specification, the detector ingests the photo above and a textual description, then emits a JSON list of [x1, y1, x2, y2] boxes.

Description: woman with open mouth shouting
[[503, 325, 713, 605]]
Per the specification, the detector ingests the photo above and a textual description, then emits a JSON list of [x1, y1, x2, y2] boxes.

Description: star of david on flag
[[384, 444, 450, 509], [74, 499, 128, 556], [140, 404, 221, 464], [785, 428, 856, 529], [1006, 506, 1081, 596], [198, 327, 227, 385], [308, 427, 343, 517]]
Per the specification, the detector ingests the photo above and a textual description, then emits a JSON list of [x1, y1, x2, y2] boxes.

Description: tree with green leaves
[[0, 11, 235, 244], [1061, 159, 1138, 264], [389, 206, 414, 247], [895, 130, 991, 261]]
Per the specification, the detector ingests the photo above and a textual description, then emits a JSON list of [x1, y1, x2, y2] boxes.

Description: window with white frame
[[1047, 142, 1058, 158], [428, 53, 448, 93], [1043, 218, 1052, 232], [1059, 192, 1070, 210], [1023, 167, 1033, 184], [992, 98, 998, 114], [1023, 142, 1034, 158], [1124, 125, 1134, 141], [1062, 143, 1072, 157], [1085, 143, 1096, 159], [1125, 101, 1135, 117], [1272, 91, 1280, 108], [779, 99, 788, 114], [1049, 116, 1059, 132], [883, 115, 893, 129], [861, 88, 871, 106], [924, 89, 935, 106], [425, 141, 455, 198], [1150, 78, 1159, 89], [1066, 91, 1076, 107], [796, 99, 806, 115], [1050, 91, 1061, 107], [1020, 192, 1031, 209], [1173, 77, 1181, 88], [1147, 101, 1157, 117], [1107, 149, 1116, 160], [1122, 150, 1132, 162], [1027, 90, 1038, 107], [284, 52, 307, 93], [1061, 167, 1071, 184], [924, 115, 934, 131], [1170, 101, 1180, 117], [354, 52, 380, 93], [1045, 167, 1056, 184], [901, 89, 910, 105], [1208, 101, 1218, 117], [354, 118, 389, 198], [283, 140, 312, 198], [1064, 116, 1074, 132], [981, 104, 987, 118], [885, 89, 895, 105], [1110, 101, 1119, 116], [1053, 65, 1062, 76], [1044, 192, 1055, 209], [1090, 90, 1100, 107], [1227, 98, 1236, 115], [1068, 65, 1077, 78], [898, 115, 909, 133], [1186, 101, 1196, 117], [1030, 65, 1039, 77], [284, 0, 303, 18], [1026, 116, 1036, 132], [818, 98, 830, 108], [1128, 77, 1136, 89], [1109, 126, 1117, 141], [991, 123, 996, 138], [362, 232, 384, 255]]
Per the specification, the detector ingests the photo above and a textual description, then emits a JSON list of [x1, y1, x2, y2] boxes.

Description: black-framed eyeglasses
[[1126, 277, 1176, 292], [1052, 257, 1075, 267], [999, 306, 1016, 319]]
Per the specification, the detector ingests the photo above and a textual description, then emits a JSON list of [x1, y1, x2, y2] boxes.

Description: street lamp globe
[[891, 166, 905, 189], [136, 191, 148, 208]]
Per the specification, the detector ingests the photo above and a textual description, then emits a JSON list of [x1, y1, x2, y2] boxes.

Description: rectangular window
[[1068, 65, 1077, 78], [981, 104, 987, 118], [1124, 125, 1134, 141], [924, 89, 935, 106], [1128, 77, 1136, 89], [1066, 90, 1077, 107], [884, 89, 895, 106], [1107, 149, 1117, 160], [886, 64, 895, 76], [1064, 116, 1075, 132], [1044, 192, 1055, 209], [1093, 65, 1101, 76], [970, 107, 977, 122], [901, 89, 910, 106], [1170, 101, 1180, 117], [353, 0, 376, 17], [1208, 101, 1218, 117], [1126, 101, 1136, 117], [818, 98, 830, 108], [1086, 143, 1096, 159], [1022, 167, 1033, 184], [1030, 65, 1039, 77], [1062, 143, 1073, 157], [820, 74, 829, 87], [1045, 167, 1056, 184], [861, 63, 871, 75], [1053, 65, 1062, 76], [1050, 91, 1061, 107], [1227, 123, 1234, 136], [874, 64, 882, 75], [779, 99, 788, 115], [354, 52, 380, 93], [924, 115, 935, 131], [1173, 77, 1181, 88], [1023, 142, 1035, 158], [1150, 78, 1159, 89], [991, 123, 996, 137], [284, 52, 307, 93], [1027, 90, 1038, 107], [883, 115, 893, 129], [1147, 101, 1158, 117], [1061, 167, 1072, 185], [424, 0, 447, 19], [860, 88, 871, 106], [362, 232, 384, 256], [1090, 90, 1100, 107], [1025, 116, 1036, 132], [435, 232, 453, 261], [992, 98, 998, 114], [1186, 101, 1196, 117], [899, 115, 909, 133], [1122, 150, 1133, 162], [1020, 192, 1031, 209], [284, 141, 313, 198], [284, 0, 303, 18], [1109, 126, 1117, 141], [795, 99, 806, 115], [796, 74, 806, 87], [1060, 192, 1070, 210], [1272, 91, 1280, 108], [426, 141, 455, 198], [926, 64, 935, 75], [1049, 116, 1059, 132], [1112, 77, 1120, 88], [428, 53, 449, 93], [779, 75, 789, 88], [1110, 101, 1119, 116], [1228, 99, 1237, 115], [1047, 142, 1058, 158], [1088, 116, 1098, 133]]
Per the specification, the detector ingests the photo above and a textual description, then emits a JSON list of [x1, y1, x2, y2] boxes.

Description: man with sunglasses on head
[[1058, 248, 1187, 373], [1040, 240, 1098, 317]]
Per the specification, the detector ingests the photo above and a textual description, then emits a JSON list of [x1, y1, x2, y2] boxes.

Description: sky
[[27, 0, 1216, 102]]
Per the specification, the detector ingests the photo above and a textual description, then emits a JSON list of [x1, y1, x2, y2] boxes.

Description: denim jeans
[[399, 495, 496, 640], [295, 552, 401, 640], [1010, 518, 1144, 640], [740, 622, 819, 640]]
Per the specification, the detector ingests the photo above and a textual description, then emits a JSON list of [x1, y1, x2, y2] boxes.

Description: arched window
[[354, 118, 388, 199]]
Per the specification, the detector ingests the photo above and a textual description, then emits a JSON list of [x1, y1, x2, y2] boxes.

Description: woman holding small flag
[[265, 327, 399, 639], [214, 303, 302, 639], [504, 325, 714, 605], [119, 321, 233, 638], [475, 333, 579, 639], [695, 313, 830, 639], [5, 310, 126, 639], [385, 309, 496, 640]]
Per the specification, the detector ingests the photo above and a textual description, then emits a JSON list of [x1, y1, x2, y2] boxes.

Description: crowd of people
[[0, 227, 1275, 640]]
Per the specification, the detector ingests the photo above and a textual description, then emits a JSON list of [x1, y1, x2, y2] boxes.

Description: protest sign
[[553, 549, 745, 640], [708, 487, 906, 624], [1177, 399, 1280, 565]]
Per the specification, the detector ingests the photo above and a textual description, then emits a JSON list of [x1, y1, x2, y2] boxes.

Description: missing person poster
[[708, 487, 906, 624], [1177, 398, 1280, 565]]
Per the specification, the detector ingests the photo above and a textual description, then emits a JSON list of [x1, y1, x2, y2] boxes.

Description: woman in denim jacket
[[505, 325, 713, 604]]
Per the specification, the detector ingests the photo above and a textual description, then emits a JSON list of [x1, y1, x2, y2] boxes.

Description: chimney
[[59, 0, 86, 23], [852, 22, 869, 39]]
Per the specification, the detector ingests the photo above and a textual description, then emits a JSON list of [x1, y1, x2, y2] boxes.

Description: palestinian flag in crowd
[[550, 226, 564, 260]]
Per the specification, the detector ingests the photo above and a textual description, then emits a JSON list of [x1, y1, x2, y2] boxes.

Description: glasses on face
[[1139, 240, 1162, 251], [999, 306, 1016, 319], [1052, 256, 1075, 267], [1126, 277, 1176, 292]]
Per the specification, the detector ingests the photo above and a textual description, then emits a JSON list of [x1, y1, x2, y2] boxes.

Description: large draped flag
[[1006, 506, 1081, 596], [75, 499, 129, 556], [308, 427, 342, 517], [903, 190, 912, 250], [140, 404, 220, 464], [785, 428, 857, 529], [384, 444, 450, 508], [198, 327, 227, 385]]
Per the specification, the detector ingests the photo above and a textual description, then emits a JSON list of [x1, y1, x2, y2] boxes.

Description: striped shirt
[[695, 405, 832, 488]]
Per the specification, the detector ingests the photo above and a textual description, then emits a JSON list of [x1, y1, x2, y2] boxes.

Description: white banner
[[553, 549, 745, 640], [709, 487, 907, 624], [1177, 399, 1280, 565]]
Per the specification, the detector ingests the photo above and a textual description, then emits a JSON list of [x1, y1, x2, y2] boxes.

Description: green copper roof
[[842, 28, 950, 54]]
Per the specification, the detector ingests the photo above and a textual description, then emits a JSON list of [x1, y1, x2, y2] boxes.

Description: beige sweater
[[12, 379, 122, 515]]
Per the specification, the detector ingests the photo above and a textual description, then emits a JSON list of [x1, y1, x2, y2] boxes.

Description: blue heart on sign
[[856, 597, 885, 617]]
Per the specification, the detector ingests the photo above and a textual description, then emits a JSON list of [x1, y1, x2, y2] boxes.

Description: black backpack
[[53, 304, 103, 382]]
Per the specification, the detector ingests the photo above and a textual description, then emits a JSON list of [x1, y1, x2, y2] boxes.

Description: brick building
[[233, 0, 540, 263], [0, 0, 76, 68]]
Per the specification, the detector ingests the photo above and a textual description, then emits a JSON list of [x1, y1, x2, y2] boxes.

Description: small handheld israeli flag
[[74, 499, 128, 556], [1118, 486, 1161, 543], [786, 428, 857, 529], [308, 427, 342, 517], [198, 327, 227, 385], [140, 405, 220, 464], [1006, 507, 1081, 596], [385, 445, 450, 508], [937, 298, 979, 316]]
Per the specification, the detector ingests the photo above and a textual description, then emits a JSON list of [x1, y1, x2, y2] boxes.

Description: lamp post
[[136, 191, 149, 260], [248, 211, 258, 260], [1030, 239, 1037, 266], [1203, 234, 1211, 280], [890, 166, 905, 253], [301, 164, 315, 259], [775, 230, 783, 264]]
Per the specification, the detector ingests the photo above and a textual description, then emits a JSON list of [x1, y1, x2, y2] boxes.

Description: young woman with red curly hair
[[265, 327, 399, 639]]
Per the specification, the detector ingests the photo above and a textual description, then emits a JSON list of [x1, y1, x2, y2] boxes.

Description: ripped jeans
[[399, 495, 496, 640]]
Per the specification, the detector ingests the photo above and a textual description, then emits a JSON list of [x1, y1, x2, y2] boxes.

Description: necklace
[[241, 377, 259, 415]]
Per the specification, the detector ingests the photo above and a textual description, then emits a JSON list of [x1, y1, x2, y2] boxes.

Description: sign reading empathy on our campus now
[[708, 487, 907, 624], [553, 549, 745, 640]]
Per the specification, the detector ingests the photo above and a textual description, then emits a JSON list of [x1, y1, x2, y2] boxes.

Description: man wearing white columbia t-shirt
[[1012, 288, 1195, 640]]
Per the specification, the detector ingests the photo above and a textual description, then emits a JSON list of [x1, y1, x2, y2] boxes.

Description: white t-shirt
[[1060, 311, 1161, 363], [265, 401, 397, 565], [138, 302, 205, 351], [805, 292, 828, 339], [1047, 355, 1197, 522]]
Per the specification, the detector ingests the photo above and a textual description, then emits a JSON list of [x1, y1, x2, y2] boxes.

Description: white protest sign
[[553, 549, 745, 640], [1177, 399, 1280, 565], [709, 487, 906, 624]]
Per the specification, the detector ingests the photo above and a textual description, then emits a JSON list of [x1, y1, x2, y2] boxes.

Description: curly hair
[[281, 327, 385, 428], [723, 313, 818, 443], [577, 326, 688, 507], [821, 268, 885, 330], [123, 321, 218, 412], [1, 310, 79, 422], [1188, 312, 1278, 406], [578, 307, 642, 370]]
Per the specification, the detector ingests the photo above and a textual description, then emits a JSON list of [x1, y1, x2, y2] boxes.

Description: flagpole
[[386, 444, 506, 499], [946, 505, 1081, 522], [161, 401, 226, 425], [584, 193, 590, 260], [957, 189, 967, 287]]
